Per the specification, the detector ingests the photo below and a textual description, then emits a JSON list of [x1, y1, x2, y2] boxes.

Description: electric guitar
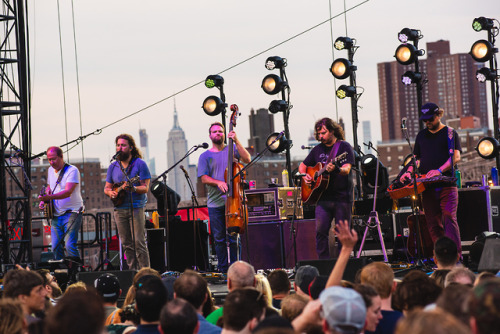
[[110, 176, 140, 207], [301, 152, 348, 205], [39, 185, 54, 219]]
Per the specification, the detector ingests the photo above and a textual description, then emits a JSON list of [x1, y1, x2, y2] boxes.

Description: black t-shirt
[[413, 126, 461, 177], [302, 140, 355, 202]]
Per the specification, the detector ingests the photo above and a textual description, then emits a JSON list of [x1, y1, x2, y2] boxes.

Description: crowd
[[1, 221, 499, 334]]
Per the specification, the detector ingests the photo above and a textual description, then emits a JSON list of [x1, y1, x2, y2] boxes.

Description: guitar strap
[[52, 163, 70, 192], [327, 140, 342, 164], [447, 126, 455, 176]]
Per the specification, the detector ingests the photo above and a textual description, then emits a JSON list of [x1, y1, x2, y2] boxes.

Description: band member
[[198, 122, 251, 273], [401, 102, 462, 256], [104, 134, 151, 270], [299, 118, 355, 259], [38, 146, 84, 260]]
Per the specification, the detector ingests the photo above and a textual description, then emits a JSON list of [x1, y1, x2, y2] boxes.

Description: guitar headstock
[[39, 185, 47, 196], [229, 104, 239, 127], [334, 152, 348, 167]]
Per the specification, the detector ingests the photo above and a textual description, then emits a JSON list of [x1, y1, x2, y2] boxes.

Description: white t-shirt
[[47, 164, 84, 216]]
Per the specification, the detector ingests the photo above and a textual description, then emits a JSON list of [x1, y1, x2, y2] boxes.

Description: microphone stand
[[181, 168, 203, 271], [153, 145, 204, 270]]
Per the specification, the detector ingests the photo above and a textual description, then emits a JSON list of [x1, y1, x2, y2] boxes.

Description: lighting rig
[[202, 75, 228, 142]]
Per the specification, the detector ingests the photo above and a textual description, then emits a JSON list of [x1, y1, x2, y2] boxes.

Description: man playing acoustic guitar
[[298, 118, 355, 259], [104, 134, 151, 270], [38, 146, 84, 260]]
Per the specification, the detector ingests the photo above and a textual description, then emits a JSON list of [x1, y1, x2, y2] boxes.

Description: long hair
[[115, 134, 142, 159], [314, 117, 345, 141]]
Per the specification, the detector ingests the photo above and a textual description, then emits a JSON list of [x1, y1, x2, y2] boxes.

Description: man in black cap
[[94, 273, 122, 319], [400, 102, 462, 257]]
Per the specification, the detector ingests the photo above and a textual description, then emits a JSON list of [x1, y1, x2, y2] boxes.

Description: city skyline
[[26, 1, 498, 174]]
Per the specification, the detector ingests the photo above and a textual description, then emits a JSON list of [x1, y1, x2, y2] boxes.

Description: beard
[[117, 151, 131, 161], [212, 137, 224, 145]]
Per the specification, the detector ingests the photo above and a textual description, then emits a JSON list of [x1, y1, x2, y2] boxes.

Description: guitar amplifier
[[277, 187, 303, 220], [246, 188, 280, 223]]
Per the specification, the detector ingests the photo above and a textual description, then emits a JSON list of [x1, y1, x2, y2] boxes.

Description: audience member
[[94, 273, 122, 319], [206, 261, 256, 325], [0, 298, 27, 334], [354, 284, 383, 333], [2, 268, 47, 326], [221, 287, 266, 334], [430, 269, 451, 288], [64, 280, 87, 294], [395, 309, 469, 334], [435, 283, 472, 327], [252, 315, 294, 333], [433, 236, 460, 269], [134, 275, 168, 334], [360, 261, 403, 334], [444, 267, 475, 287], [37, 268, 62, 304], [393, 270, 442, 315], [474, 271, 495, 286], [159, 298, 199, 334], [468, 278, 500, 334], [203, 286, 217, 318], [309, 275, 328, 300], [280, 293, 309, 322], [173, 269, 221, 333], [294, 265, 319, 297], [267, 269, 291, 309], [255, 274, 274, 308], [44, 289, 105, 334]]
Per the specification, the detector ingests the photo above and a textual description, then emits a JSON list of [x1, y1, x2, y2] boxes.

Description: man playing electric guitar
[[38, 146, 84, 261], [298, 118, 355, 259], [104, 134, 151, 270]]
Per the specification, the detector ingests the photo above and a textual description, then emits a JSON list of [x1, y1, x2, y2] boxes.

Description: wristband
[[437, 168, 442, 174]]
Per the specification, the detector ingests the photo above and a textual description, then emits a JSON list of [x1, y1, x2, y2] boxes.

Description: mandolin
[[110, 176, 140, 207], [39, 185, 54, 219]]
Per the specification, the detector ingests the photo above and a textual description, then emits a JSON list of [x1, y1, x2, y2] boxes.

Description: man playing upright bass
[[104, 134, 151, 270]]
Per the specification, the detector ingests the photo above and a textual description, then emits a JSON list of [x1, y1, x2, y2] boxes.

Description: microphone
[[195, 143, 209, 149], [110, 151, 122, 162], [180, 165, 189, 178], [301, 145, 313, 150], [401, 117, 407, 130]]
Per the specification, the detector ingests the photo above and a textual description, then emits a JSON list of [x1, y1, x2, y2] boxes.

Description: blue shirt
[[198, 313, 222, 334], [106, 158, 151, 209]]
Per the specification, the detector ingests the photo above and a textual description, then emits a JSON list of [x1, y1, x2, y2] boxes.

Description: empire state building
[[166, 104, 189, 200]]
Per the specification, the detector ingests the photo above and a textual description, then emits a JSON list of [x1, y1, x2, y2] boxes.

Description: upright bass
[[225, 104, 248, 235]]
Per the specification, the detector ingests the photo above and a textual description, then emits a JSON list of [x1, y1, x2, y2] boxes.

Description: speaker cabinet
[[147, 228, 166, 273], [282, 219, 317, 268], [168, 220, 209, 272], [241, 222, 284, 270], [297, 258, 372, 283], [478, 238, 500, 272]]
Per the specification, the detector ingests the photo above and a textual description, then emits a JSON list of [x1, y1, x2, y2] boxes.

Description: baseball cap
[[420, 102, 440, 121], [309, 275, 328, 300], [319, 286, 366, 334], [94, 273, 120, 298], [295, 265, 319, 294]]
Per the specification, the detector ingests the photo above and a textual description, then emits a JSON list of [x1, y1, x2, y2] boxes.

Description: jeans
[[51, 212, 83, 260], [421, 186, 461, 256], [114, 207, 150, 270], [315, 200, 352, 259], [208, 206, 240, 272]]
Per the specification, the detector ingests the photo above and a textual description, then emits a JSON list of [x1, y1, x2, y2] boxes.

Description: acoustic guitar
[[110, 176, 140, 207], [301, 152, 347, 205], [39, 185, 54, 219]]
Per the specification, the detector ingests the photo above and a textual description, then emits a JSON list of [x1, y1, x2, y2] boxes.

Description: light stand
[[356, 143, 388, 262], [203, 75, 228, 144]]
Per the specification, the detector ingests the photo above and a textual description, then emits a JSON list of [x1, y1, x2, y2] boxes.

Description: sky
[[21, 0, 500, 174]]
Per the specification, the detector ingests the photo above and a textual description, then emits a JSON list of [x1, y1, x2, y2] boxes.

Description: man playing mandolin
[[299, 118, 355, 259], [198, 122, 251, 273], [104, 134, 151, 270], [38, 146, 84, 260], [400, 102, 462, 257]]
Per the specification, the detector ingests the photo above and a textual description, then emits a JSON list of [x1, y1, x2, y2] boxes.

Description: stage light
[[336, 85, 356, 99], [330, 58, 356, 80], [266, 132, 289, 153], [398, 28, 420, 43], [262, 74, 287, 95], [476, 67, 497, 82], [268, 100, 288, 113], [334, 37, 354, 51], [205, 75, 224, 89], [360, 154, 389, 198], [395, 44, 420, 65], [151, 180, 181, 216], [470, 39, 496, 62], [265, 56, 286, 70], [476, 137, 500, 159], [472, 17, 494, 32], [361, 154, 377, 169], [202, 95, 226, 116], [401, 71, 422, 85]]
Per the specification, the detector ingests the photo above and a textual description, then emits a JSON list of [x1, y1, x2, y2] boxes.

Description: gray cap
[[319, 286, 366, 334], [295, 265, 319, 294]]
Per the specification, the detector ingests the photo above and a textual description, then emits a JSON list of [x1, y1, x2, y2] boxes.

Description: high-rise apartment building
[[247, 108, 275, 156], [378, 40, 487, 141], [139, 128, 156, 176]]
